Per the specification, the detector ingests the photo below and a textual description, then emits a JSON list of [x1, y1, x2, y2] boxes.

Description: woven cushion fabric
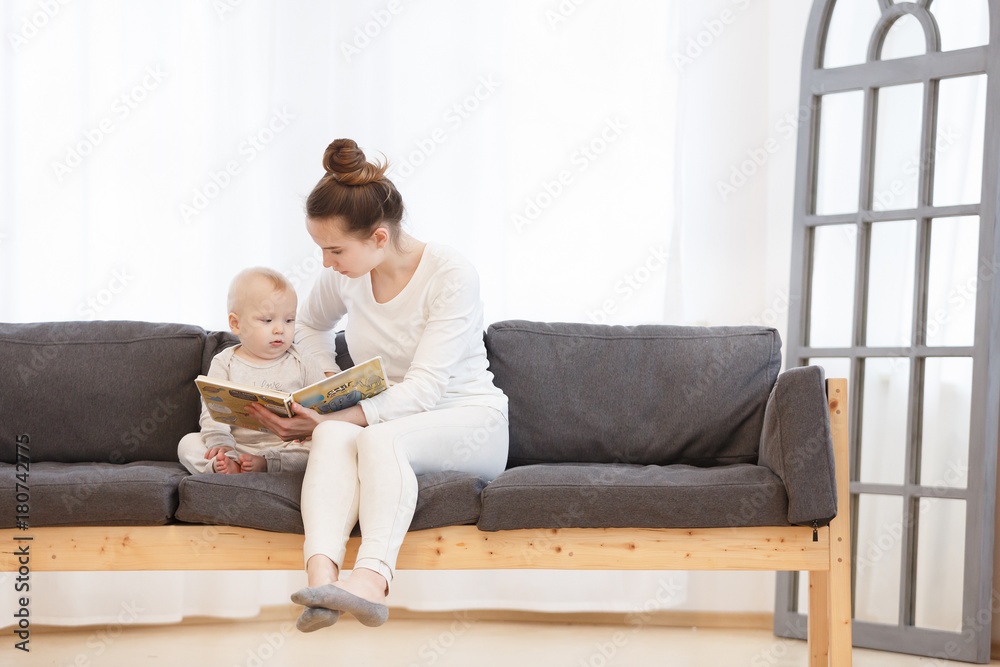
[[334, 330, 355, 370], [203, 329, 240, 372], [485, 320, 782, 468], [477, 462, 788, 531], [175, 470, 488, 534], [0, 461, 188, 527], [0, 321, 223, 464], [757, 365, 838, 526]]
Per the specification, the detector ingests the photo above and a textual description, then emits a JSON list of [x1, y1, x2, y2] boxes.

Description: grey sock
[[295, 606, 340, 633], [291, 584, 389, 628]]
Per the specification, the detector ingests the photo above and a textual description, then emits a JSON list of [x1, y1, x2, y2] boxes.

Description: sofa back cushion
[[0, 321, 236, 464], [485, 320, 781, 468]]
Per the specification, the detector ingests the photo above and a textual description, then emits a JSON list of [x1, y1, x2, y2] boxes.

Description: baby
[[177, 267, 326, 474]]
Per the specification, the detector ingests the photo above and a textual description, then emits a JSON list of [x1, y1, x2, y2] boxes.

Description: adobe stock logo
[[673, 0, 753, 71], [7, 0, 72, 52], [79, 268, 134, 319], [340, 0, 403, 63], [179, 108, 295, 222], [50, 66, 169, 182], [511, 116, 627, 232], [388, 75, 501, 181]]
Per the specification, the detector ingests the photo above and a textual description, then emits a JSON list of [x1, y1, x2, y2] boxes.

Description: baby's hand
[[205, 445, 235, 460]]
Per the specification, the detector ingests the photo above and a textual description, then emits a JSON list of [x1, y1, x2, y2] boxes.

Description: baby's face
[[230, 285, 298, 363]]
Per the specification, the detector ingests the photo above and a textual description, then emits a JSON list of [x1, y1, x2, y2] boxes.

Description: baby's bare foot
[[213, 453, 241, 474], [238, 454, 267, 472]]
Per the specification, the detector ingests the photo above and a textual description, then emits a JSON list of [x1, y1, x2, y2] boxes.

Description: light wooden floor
[[6, 609, 998, 667]]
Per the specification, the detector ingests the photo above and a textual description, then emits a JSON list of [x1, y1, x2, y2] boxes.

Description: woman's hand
[[332, 404, 368, 428], [246, 402, 323, 440]]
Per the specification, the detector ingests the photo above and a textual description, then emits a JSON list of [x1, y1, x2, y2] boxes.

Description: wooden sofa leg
[[828, 536, 852, 666], [826, 378, 852, 666], [808, 570, 830, 666]]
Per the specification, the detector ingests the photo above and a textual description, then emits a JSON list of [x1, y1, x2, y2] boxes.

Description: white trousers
[[300, 405, 508, 589], [177, 432, 311, 474]]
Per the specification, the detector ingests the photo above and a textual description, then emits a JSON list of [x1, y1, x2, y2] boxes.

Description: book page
[[195, 377, 293, 431], [291, 356, 388, 414]]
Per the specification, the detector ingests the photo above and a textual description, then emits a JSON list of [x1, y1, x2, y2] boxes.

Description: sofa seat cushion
[[175, 470, 488, 534], [0, 461, 188, 527], [477, 462, 788, 531], [485, 320, 781, 468]]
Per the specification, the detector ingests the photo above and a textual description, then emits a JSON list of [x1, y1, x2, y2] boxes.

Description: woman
[[247, 138, 509, 632]]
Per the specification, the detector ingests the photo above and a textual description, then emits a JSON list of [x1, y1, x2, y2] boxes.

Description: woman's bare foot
[[306, 554, 339, 587], [238, 453, 267, 472], [213, 452, 241, 474]]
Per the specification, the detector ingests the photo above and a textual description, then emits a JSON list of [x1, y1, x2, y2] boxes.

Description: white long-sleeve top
[[295, 242, 508, 425]]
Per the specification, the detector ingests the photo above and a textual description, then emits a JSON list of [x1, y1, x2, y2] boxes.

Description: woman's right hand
[[246, 402, 323, 440]]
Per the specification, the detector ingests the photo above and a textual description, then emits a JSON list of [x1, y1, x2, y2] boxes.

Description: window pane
[[815, 91, 864, 215], [880, 14, 926, 61], [926, 216, 980, 347], [920, 357, 972, 489], [855, 493, 903, 624], [809, 225, 857, 347], [914, 498, 966, 631], [796, 570, 810, 614], [807, 357, 851, 387], [933, 75, 987, 207], [866, 221, 916, 346], [873, 83, 924, 212], [823, 0, 882, 68], [932, 0, 990, 52], [859, 358, 910, 485]]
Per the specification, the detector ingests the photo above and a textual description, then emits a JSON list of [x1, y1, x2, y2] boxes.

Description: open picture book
[[194, 356, 388, 432]]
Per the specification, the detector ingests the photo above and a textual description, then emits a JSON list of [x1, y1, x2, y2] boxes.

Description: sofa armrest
[[757, 365, 838, 526]]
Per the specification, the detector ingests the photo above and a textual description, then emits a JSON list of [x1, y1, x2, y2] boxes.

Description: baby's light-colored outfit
[[178, 344, 326, 474]]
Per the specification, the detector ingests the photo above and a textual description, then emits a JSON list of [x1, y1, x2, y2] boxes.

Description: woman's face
[[306, 217, 385, 278]]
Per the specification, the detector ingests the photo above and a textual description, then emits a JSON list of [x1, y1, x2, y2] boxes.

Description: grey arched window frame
[[775, 0, 1000, 663]]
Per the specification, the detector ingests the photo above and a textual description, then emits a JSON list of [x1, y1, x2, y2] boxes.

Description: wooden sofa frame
[[1, 379, 852, 666]]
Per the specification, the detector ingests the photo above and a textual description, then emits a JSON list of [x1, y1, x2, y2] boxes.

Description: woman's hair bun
[[322, 138, 388, 186]]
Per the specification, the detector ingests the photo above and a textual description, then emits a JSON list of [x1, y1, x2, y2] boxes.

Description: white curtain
[[0, 0, 812, 625]]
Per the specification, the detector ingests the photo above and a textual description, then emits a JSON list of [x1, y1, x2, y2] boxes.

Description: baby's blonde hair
[[227, 267, 294, 314]]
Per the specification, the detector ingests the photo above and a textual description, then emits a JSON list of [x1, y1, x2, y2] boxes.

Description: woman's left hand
[[247, 402, 323, 440]]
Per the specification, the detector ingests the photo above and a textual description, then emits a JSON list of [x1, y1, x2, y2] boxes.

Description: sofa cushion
[[0, 461, 188, 527], [485, 320, 781, 468], [477, 462, 788, 531], [175, 470, 488, 534], [0, 321, 237, 464]]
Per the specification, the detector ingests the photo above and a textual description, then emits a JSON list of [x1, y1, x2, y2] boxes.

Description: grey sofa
[[0, 319, 837, 535], [0, 319, 853, 662]]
